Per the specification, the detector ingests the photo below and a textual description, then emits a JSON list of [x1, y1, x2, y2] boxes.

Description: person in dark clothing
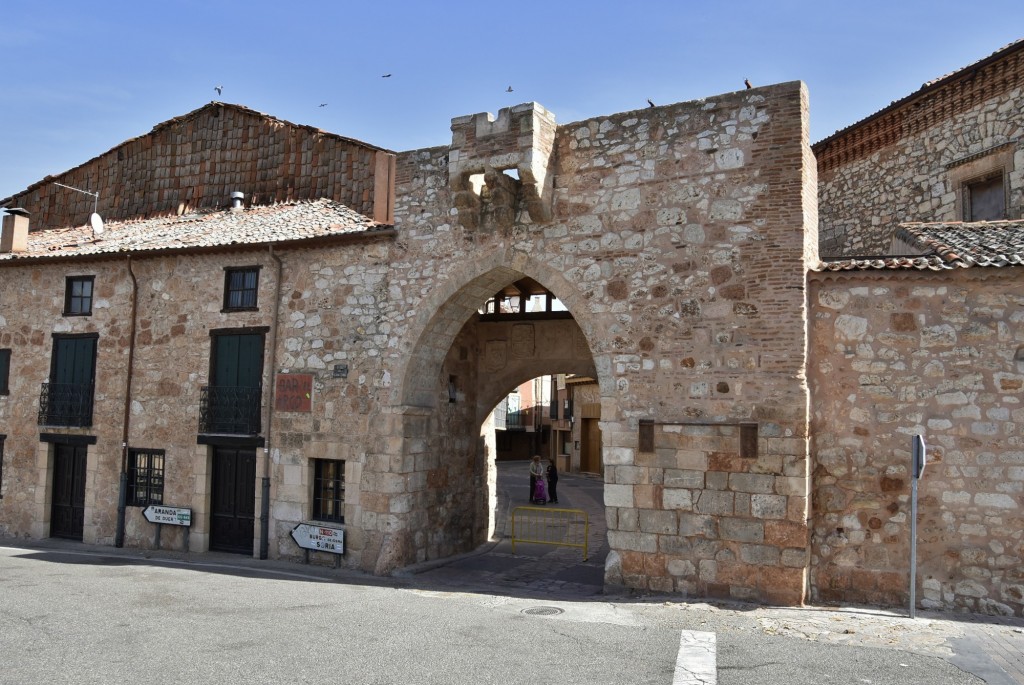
[[546, 457, 559, 504]]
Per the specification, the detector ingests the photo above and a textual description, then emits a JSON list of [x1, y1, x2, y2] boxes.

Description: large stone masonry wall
[[816, 75, 1024, 258], [373, 83, 817, 600], [0, 251, 285, 550], [808, 268, 1024, 616], [0, 259, 134, 544]]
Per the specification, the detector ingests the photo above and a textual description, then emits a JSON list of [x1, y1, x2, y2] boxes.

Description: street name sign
[[291, 523, 345, 554], [143, 505, 192, 527]]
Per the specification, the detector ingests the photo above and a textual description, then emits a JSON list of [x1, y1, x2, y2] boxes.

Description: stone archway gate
[[313, 83, 818, 604]]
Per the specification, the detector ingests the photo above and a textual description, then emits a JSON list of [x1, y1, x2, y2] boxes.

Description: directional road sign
[[291, 523, 345, 555], [143, 505, 192, 527]]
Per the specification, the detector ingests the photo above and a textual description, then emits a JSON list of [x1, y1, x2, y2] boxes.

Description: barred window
[[127, 449, 165, 506], [313, 459, 345, 523], [223, 267, 260, 311], [64, 276, 94, 316]]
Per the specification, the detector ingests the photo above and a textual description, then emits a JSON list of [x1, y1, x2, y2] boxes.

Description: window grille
[[127, 449, 165, 506], [313, 459, 345, 523]]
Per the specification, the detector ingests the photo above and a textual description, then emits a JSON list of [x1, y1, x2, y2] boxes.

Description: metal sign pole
[[910, 475, 918, 618], [909, 435, 926, 619]]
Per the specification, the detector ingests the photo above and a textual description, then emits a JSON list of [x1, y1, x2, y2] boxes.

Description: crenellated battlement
[[449, 102, 556, 231]]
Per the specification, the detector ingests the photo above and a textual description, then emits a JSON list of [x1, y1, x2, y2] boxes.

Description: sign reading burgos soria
[[291, 523, 344, 554]]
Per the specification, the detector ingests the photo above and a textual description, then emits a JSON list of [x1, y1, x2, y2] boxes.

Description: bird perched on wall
[[744, 79, 752, 89], [214, 85, 223, 96], [647, 99, 655, 108]]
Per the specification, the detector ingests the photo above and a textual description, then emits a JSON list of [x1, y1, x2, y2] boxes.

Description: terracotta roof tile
[[1, 199, 389, 262], [813, 38, 1024, 150], [815, 220, 1024, 271]]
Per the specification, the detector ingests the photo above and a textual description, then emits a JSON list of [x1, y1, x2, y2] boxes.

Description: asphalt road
[[0, 546, 984, 685]]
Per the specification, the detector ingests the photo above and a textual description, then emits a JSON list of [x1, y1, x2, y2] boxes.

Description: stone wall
[[1, 103, 393, 231], [370, 82, 817, 600], [808, 268, 1024, 616], [814, 46, 1024, 258]]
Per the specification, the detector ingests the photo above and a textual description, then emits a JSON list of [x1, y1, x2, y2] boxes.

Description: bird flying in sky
[[506, 86, 513, 92], [319, 103, 328, 107], [382, 73, 392, 78], [214, 85, 223, 96]]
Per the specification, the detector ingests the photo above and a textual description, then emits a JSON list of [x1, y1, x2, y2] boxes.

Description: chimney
[[230, 191, 245, 212], [0, 208, 29, 254]]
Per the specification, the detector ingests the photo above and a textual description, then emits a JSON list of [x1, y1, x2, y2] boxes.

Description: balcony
[[38, 382, 94, 427], [198, 385, 262, 435]]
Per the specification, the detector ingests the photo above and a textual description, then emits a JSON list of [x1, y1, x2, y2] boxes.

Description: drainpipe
[[260, 244, 283, 560], [115, 255, 139, 547]]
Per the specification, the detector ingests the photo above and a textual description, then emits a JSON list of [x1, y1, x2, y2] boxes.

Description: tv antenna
[[54, 182, 104, 237]]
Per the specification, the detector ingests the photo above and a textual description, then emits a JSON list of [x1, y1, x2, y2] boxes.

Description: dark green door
[[208, 333, 263, 434], [52, 336, 97, 386], [213, 334, 262, 388], [47, 335, 97, 426], [51, 444, 87, 540], [210, 447, 257, 554]]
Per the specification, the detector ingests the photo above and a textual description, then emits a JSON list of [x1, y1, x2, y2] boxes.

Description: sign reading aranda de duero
[[291, 523, 344, 555], [143, 505, 192, 527]]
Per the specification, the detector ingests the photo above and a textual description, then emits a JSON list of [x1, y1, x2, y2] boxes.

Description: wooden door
[[51, 444, 87, 540], [213, 334, 263, 389], [49, 335, 97, 426], [208, 333, 263, 434], [209, 447, 257, 554], [580, 418, 603, 475]]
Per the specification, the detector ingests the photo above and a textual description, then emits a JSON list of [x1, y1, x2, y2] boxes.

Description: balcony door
[[205, 331, 264, 434], [214, 333, 263, 390], [43, 334, 97, 427]]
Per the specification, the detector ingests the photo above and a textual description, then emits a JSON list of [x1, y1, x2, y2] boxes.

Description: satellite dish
[[90, 212, 105, 236]]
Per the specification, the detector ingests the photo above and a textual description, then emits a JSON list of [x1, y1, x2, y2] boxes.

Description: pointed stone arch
[[356, 245, 615, 576]]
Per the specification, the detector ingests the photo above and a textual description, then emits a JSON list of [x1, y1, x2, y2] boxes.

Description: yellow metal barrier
[[510, 506, 589, 561]]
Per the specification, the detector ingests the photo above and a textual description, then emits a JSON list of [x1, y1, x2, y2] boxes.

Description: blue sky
[[1, 1, 1021, 198]]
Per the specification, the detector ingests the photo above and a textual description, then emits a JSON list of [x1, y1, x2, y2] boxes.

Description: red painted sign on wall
[[275, 373, 313, 412]]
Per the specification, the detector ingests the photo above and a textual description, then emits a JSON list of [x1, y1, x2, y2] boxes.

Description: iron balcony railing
[[505, 410, 527, 431], [199, 385, 262, 435], [38, 382, 95, 427]]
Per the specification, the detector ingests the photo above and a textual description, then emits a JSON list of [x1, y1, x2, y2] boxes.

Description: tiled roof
[[815, 220, 1024, 271], [0, 199, 391, 263], [813, 38, 1024, 152], [921, 38, 1024, 87]]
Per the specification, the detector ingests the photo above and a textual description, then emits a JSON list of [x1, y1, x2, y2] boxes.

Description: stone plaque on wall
[[511, 324, 535, 358], [275, 373, 313, 412], [484, 340, 507, 371]]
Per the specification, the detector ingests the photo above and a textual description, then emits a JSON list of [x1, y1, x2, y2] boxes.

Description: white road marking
[[674, 630, 717, 685]]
